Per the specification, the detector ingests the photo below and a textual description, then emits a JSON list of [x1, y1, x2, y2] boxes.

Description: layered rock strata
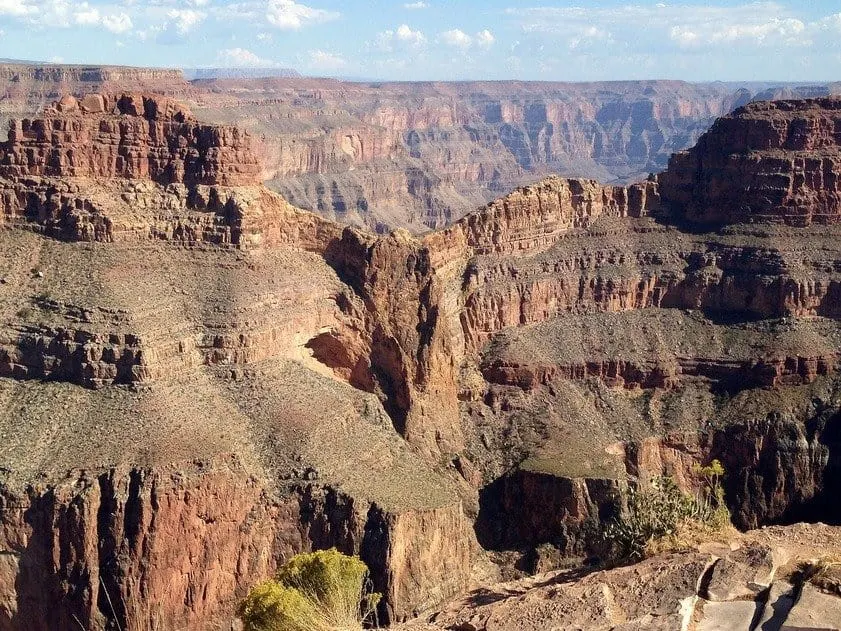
[[427, 98, 841, 564], [660, 98, 841, 225], [0, 94, 472, 631], [3, 92, 841, 631], [7, 63, 836, 232], [1, 93, 259, 185]]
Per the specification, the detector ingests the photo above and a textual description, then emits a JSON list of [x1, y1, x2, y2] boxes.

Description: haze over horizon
[[0, 0, 839, 82]]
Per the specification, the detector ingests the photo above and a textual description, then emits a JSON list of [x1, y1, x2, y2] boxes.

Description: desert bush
[[604, 459, 730, 561], [238, 548, 380, 631]]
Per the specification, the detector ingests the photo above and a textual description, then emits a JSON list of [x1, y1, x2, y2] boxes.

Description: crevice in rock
[[97, 471, 127, 631], [124, 470, 143, 554], [697, 558, 720, 600]]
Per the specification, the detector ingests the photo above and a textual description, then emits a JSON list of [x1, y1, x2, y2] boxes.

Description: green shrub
[[238, 549, 381, 631], [604, 459, 730, 561]]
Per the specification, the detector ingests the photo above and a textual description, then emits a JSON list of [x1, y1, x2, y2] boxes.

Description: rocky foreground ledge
[[399, 524, 841, 631]]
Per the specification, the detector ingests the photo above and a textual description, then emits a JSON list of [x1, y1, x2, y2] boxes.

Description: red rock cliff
[[659, 97, 841, 225], [0, 93, 260, 186]]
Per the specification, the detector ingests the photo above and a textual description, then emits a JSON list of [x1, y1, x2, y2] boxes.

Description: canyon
[[2, 63, 839, 232], [0, 76, 840, 630]]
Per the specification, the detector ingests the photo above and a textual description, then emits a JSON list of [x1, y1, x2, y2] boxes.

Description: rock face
[[660, 98, 841, 225], [194, 80, 839, 231], [406, 524, 841, 631], [419, 96, 841, 568], [1, 93, 260, 186], [0, 94, 473, 630], [4, 64, 838, 232], [4, 90, 841, 631]]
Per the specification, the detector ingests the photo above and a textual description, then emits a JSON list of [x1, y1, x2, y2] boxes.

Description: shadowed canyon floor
[[1, 88, 841, 630]]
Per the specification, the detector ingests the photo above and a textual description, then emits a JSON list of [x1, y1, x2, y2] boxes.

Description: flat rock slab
[[781, 584, 841, 630], [697, 600, 761, 631], [758, 581, 797, 630], [611, 613, 685, 630]]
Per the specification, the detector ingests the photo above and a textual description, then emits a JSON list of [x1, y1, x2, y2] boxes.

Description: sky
[[0, 0, 840, 81]]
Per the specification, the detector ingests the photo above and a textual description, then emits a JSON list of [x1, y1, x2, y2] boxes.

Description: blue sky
[[0, 0, 839, 81]]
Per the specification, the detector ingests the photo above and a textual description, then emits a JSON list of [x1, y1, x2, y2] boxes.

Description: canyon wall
[[3, 89, 841, 630], [4, 63, 837, 232], [0, 93, 473, 630], [422, 98, 841, 565], [1, 93, 259, 186], [660, 98, 841, 225]]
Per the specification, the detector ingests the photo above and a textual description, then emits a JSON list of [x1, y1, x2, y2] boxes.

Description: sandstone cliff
[[0, 93, 472, 631], [5, 64, 835, 232], [660, 97, 841, 225], [3, 90, 841, 631], [416, 96, 841, 568]]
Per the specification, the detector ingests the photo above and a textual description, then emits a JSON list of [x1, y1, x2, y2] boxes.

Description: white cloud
[[155, 7, 204, 43], [266, 0, 338, 30], [440, 28, 495, 50], [441, 28, 472, 50], [218, 47, 279, 67], [101, 12, 132, 34], [669, 16, 806, 49], [166, 8, 203, 35], [476, 29, 495, 49], [73, 4, 99, 25], [3, 0, 132, 33], [308, 49, 347, 71], [375, 23, 427, 51], [817, 13, 841, 32], [0, 0, 33, 17], [568, 25, 611, 50], [507, 2, 813, 51], [669, 26, 699, 48], [404, 1, 428, 8]]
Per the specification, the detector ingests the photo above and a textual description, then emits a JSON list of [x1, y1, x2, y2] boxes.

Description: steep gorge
[[2, 92, 841, 630], [437, 98, 841, 564]]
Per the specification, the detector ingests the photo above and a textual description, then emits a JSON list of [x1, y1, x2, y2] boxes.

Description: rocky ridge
[[5, 64, 839, 232], [402, 523, 841, 631], [2, 93, 841, 631]]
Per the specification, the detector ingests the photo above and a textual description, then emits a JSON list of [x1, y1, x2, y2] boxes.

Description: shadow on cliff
[[776, 408, 841, 526], [473, 470, 620, 564], [8, 491, 91, 631]]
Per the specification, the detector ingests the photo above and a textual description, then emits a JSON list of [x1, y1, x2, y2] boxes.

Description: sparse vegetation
[[604, 459, 731, 561], [237, 548, 381, 631], [791, 556, 841, 595]]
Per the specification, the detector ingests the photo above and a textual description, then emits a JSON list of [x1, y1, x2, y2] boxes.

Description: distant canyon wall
[[2, 64, 838, 231]]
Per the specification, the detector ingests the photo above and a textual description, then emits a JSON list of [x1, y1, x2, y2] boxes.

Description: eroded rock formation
[[3, 92, 841, 631], [4, 63, 838, 232], [1, 93, 259, 185], [660, 98, 841, 225], [0, 93, 472, 630]]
